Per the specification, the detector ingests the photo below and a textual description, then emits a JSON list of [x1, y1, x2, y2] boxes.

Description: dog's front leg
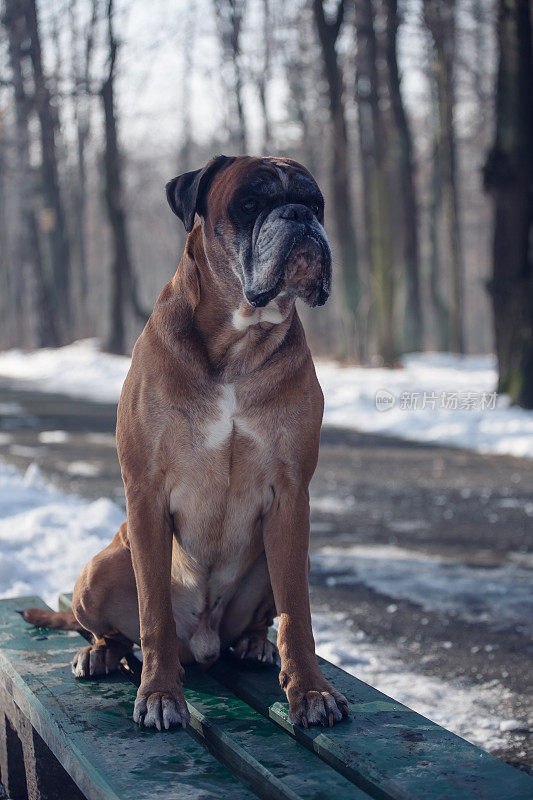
[[126, 487, 189, 730], [263, 486, 349, 728]]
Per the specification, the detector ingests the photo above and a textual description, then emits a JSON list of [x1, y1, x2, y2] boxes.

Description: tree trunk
[[424, 0, 464, 354], [102, 0, 149, 355], [428, 141, 450, 351], [384, 0, 422, 352], [24, 0, 71, 341], [69, 0, 98, 335], [312, 0, 362, 360], [483, 0, 533, 407], [257, 0, 272, 153], [213, 0, 247, 154], [4, 0, 59, 348], [354, 0, 396, 366]]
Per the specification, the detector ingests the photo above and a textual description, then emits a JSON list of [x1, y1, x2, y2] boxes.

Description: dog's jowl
[[23, 155, 349, 731]]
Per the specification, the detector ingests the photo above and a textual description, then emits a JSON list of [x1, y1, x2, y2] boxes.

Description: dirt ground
[[0, 379, 531, 773]]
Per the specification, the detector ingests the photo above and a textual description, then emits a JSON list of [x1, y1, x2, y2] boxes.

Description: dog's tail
[[20, 607, 89, 635]]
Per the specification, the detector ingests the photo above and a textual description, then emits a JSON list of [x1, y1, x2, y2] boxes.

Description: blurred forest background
[[0, 0, 532, 404]]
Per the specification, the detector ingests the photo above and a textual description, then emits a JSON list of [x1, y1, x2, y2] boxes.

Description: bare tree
[[213, 0, 247, 153], [384, 0, 422, 352], [24, 0, 72, 340], [312, 0, 362, 359], [3, 0, 59, 347], [177, 2, 196, 169], [69, 0, 98, 333], [354, 0, 396, 365], [424, 0, 464, 353], [256, 0, 273, 153], [283, 6, 320, 175], [102, 0, 149, 354], [484, 0, 533, 407]]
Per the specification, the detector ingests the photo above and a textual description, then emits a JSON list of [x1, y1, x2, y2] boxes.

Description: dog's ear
[[166, 155, 233, 232]]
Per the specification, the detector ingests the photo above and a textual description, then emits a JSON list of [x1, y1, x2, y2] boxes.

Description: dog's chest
[[168, 382, 274, 576]]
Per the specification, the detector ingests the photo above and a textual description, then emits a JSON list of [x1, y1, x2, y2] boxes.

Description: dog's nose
[[279, 204, 313, 223], [245, 288, 273, 307]]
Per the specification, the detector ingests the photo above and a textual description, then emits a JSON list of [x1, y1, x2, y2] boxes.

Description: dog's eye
[[242, 198, 260, 213], [310, 202, 320, 215]]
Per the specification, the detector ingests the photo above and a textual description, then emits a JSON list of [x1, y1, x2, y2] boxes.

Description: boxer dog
[[23, 155, 349, 731]]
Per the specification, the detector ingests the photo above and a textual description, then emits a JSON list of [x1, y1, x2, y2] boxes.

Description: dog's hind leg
[[221, 551, 279, 666], [70, 522, 140, 678]]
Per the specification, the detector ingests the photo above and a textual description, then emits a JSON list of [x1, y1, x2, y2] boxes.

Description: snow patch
[[313, 544, 533, 636], [0, 339, 130, 403], [66, 461, 101, 477], [0, 461, 123, 606], [38, 430, 70, 444]]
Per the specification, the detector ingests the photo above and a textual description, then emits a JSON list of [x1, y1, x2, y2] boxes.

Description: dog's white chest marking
[[205, 384, 263, 450], [206, 384, 237, 448]]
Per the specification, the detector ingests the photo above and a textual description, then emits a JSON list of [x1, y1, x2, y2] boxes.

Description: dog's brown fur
[[24, 156, 348, 730]]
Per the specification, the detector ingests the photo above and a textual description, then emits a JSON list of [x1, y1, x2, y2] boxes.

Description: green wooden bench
[[0, 596, 530, 800]]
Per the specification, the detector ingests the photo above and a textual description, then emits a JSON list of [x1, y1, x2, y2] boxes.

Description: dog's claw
[[288, 687, 349, 728], [72, 643, 123, 679], [134, 691, 189, 731], [232, 634, 279, 666]]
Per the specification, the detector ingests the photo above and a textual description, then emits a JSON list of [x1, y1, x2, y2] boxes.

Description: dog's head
[[166, 155, 332, 308]]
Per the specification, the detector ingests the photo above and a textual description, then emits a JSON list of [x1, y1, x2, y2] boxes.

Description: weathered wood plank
[[210, 642, 533, 800], [0, 596, 257, 800], [57, 594, 369, 800]]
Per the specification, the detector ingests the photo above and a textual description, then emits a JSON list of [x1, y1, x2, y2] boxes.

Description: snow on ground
[[312, 544, 533, 637], [0, 461, 123, 606], [0, 339, 130, 403], [0, 340, 532, 457], [316, 353, 533, 458], [0, 459, 528, 755]]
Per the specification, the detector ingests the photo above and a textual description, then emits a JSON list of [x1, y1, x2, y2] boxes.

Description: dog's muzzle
[[245, 205, 332, 308], [285, 234, 330, 307]]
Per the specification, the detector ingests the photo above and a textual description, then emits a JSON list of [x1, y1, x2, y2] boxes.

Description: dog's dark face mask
[[166, 155, 332, 309]]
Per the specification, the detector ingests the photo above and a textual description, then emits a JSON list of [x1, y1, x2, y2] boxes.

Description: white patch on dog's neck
[[232, 298, 290, 330]]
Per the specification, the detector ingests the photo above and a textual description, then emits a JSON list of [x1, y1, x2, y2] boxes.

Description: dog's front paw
[[133, 688, 190, 731], [282, 674, 350, 728]]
